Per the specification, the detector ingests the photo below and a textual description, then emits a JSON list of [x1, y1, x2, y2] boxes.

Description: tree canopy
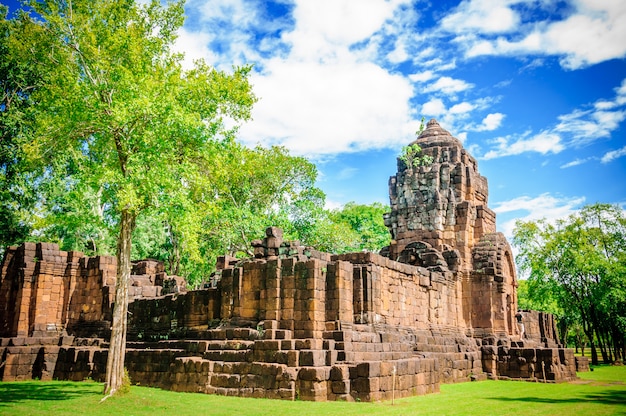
[[513, 203, 626, 364]]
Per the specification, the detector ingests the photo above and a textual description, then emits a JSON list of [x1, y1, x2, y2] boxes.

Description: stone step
[[203, 349, 252, 362], [126, 339, 256, 353], [415, 343, 465, 353]]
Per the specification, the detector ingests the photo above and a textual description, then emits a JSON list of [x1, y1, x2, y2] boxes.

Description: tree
[[329, 202, 391, 252], [6, 0, 255, 396], [185, 142, 322, 286], [513, 203, 626, 364]]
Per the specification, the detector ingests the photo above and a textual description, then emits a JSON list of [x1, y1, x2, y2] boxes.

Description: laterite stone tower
[[383, 119, 518, 338]]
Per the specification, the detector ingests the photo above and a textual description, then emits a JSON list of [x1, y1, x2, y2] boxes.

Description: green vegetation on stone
[[398, 117, 433, 169], [399, 143, 433, 169]]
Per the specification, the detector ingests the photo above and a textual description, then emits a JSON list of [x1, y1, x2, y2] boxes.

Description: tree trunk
[[590, 340, 599, 366], [580, 312, 598, 365], [596, 328, 610, 363], [103, 209, 135, 396], [583, 322, 598, 365], [166, 222, 181, 276], [612, 324, 624, 362]]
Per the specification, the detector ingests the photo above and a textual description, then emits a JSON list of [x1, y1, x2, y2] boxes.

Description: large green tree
[[5, 0, 255, 396], [329, 202, 390, 252], [178, 142, 322, 285], [514, 203, 626, 364]]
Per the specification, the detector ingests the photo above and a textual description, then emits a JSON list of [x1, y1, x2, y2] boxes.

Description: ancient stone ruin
[[0, 119, 585, 401]]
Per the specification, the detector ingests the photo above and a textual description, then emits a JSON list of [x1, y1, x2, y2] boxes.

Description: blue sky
[[4, 0, 626, 241]]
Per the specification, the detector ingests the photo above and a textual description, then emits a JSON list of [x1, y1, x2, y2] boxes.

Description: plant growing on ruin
[[399, 143, 433, 168], [398, 117, 433, 169]]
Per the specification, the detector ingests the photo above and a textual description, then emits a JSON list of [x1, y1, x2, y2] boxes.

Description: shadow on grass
[[0, 381, 100, 406], [488, 390, 626, 406]]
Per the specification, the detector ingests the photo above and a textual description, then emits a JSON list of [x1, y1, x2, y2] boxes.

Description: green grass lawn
[[1, 365, 624, 416]]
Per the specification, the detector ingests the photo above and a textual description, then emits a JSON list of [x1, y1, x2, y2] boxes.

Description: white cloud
[[421, 98, 446, 117], [194, 0, 256, 24], [555, 109, 626, 145], [174, 28, 217, 70], [441, 0, 521, 34], [239, 59, 417, 156], [544, 2, 626, 69], [518, 58, 545, 73], [424, 76, 473, 95], [324, 198, 345, 211], [409, 70, 436, 83], [285, 0, 408, 61], [560, 159, 587, 169], [493, 193, 586, 241], [493, 194, 584, 217], [449, 0, 626, 70], [175, 0, 292, 70], [466, 142, 480, 154], [449, 102, 475, 114], [476, 112, 504, 131], [174, 0, 424, 157], [174, 0, 626, 162], [337, 167, 359, 180], [482, 132, 564, 160], [417, 57, 457, 72], [417, 96, 498, 137], [595, 100, 617, 111], [387, 38, 409, 63], [601, 146, 626, 163], [482, 78, 626, 159]]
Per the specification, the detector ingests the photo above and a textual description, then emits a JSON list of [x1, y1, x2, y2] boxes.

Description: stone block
[[298, 350, 326, 367]]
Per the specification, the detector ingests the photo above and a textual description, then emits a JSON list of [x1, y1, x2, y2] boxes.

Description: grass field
[[0, 365, 624, 416]]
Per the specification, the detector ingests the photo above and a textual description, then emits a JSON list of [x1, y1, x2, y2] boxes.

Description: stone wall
[[0, 243, 185, 340], [0, 243, 84, 338], [0, 236, 577, 400], [520, 310, 563, 348]]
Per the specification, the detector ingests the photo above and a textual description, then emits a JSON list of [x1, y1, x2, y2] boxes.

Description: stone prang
[[385, 119, 494, 268], [0, 119, 584, 401], [383, 119, 518, 339]]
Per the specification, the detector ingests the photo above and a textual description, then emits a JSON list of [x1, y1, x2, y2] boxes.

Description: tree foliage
[[329, 202, 390, 252], [513, 203, 626, 364], [0, 4, 47, 250], [181, 142, 322, 286]]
